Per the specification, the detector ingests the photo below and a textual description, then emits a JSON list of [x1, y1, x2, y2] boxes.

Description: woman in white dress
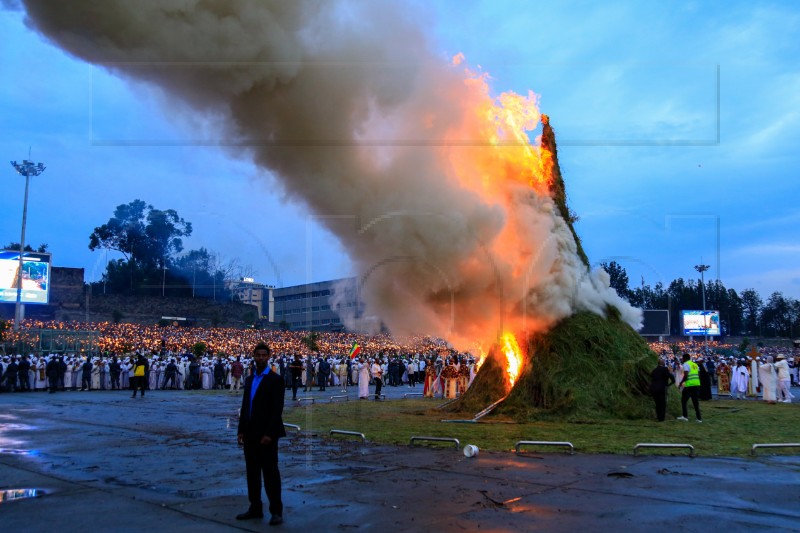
[[357, 358, 370, 399]]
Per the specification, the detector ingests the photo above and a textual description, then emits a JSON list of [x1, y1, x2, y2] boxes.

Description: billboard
[[639, 309, 670, 336], [682, 310, 720, 336], [0, 250, 51, 304]]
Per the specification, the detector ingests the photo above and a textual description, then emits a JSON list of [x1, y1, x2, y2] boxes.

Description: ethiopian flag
[[349, 342, 361, 359]]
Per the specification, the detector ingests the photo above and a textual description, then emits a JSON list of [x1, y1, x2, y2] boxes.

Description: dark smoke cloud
[[21, 0, 640, 349]]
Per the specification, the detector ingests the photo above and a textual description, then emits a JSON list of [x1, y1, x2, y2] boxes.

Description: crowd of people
[[1, 321, 798, 405], [649, 340, 799, 404], [0, 320, 479, 399]]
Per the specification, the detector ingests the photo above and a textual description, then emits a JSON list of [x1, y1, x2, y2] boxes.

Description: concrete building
[[272, 277, 364, 332], [225, 277, 273, 320]]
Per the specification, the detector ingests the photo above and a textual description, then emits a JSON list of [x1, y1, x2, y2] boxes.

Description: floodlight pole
[[162, 261, 168, 297], [10, 158, 46, 331], [694, 262, 710, 353]]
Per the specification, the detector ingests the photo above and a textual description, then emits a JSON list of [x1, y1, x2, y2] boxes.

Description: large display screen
[[682, 310, 720, 336], [639, 309, 670, 336], [0, 250, 51, 304]]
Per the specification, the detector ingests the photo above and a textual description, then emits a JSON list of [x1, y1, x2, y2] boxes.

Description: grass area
[[284, 398, 800, 457]]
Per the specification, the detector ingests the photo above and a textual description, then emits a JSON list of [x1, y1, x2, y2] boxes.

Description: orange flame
[[473, 345, 487, 372], [500, 332, 524, 388]]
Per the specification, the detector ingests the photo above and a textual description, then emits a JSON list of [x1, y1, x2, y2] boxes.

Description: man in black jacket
[[81, 359, 93, 391], [17, 356, 31, 392], [213, 358, 226, 390], [237, 342, 286, 526], [3, 358, 18, 392], [109, 357, 121, 390], [650, 358, 675, 422]]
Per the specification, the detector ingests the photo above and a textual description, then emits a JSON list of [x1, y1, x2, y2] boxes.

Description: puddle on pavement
[[0, 448, 35, 455], [175, 487, 246, 499], [0, 489, 48, 503]]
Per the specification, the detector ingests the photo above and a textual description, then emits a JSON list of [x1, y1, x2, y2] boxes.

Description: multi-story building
[[272, 277, 364, 332], [225, 277, 273, 319]]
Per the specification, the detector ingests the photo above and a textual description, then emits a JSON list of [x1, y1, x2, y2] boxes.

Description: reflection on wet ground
[[0, 449, 35, 455], [1, 390, 799, 531], [0, 489, 47, 503]]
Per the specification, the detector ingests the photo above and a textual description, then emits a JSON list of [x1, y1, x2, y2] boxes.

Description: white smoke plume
[[20, 0, 641, 349]]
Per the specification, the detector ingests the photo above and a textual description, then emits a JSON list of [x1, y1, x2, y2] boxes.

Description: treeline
[[601, 261, 800, 338], [86, 200, 251, 300]]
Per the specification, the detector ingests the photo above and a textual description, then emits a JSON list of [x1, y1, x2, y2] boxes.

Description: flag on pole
[[349, 342, 361, 359]]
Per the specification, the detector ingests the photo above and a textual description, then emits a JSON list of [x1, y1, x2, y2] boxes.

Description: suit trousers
[[651, 389, 667, 421], [243, 439, 282, 516]]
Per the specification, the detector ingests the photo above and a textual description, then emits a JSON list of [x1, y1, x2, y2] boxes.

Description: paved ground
[[1, 387, 799, 532]]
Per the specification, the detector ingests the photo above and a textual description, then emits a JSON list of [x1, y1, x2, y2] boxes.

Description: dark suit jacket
[[238, 370, 286, 441]]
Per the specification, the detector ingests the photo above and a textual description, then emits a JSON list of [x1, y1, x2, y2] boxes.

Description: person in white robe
[[357, 359, 370, 399], [63, 359, 74, 391], [201, 363, 212, 389], [730, 361, 749, 400], [774, 354, 794, 403], [35, 359, 47, 390], [90, 360, 101, 389], [758, 357, 778, 403], [121, 358, 131, 389]]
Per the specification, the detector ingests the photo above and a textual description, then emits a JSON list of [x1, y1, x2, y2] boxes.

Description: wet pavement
[[1, 388, 799, 532]]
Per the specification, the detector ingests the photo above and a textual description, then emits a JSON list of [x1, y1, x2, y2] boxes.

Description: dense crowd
[[649, 339, 799, 403], [1, 321, 797, 401], [0, 320, 477, 398]]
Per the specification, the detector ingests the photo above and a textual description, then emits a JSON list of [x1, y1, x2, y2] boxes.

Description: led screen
[[0, 250, 51, 304], [682, 310, 720, 336]]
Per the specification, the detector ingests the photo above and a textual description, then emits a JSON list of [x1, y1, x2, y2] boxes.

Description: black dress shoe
[[235, 510, 264, 520], [269, 515, 283, 526]]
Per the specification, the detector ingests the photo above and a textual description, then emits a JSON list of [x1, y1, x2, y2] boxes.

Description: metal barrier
[[751, 443, 800, 455], [515, 441, 575, 455], [633, 443, 695, 457], [329, 395, 349, 403], [409, 436, 461, 449], [296, 398, 315, 405], [329, 430, 367, 443], [283, 423, 301, 432], [403, 392, 424, 398]]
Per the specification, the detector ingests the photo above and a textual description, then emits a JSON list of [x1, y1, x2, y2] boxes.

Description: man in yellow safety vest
[[677, 353, 702, 422]]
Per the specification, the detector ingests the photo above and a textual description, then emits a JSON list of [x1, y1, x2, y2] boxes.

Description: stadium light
[[694, 262, 710, 353], [10, 158, 46, 331]]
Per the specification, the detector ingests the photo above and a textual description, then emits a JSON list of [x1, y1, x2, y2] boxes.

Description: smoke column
[[20, 0, 641, 349]]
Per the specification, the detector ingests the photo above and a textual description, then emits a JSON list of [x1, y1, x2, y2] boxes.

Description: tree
[[89, 200, 192, 294], [600, 261, 631, 302], [761, 291, 794, 337], [3, 242, 48, 253], [740, 288, 763, 336], [192, 342, 207, 358]]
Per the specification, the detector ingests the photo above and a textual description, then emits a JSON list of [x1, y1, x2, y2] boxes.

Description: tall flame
[[500, 332, 524, 388]]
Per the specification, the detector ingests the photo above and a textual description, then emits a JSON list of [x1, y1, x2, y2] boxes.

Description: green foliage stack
[[451, 312, 658, 421], [450, 117, 656, 421]]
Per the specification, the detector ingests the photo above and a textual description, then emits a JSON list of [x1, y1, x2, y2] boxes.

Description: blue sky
[[1, 0, 799, 299]]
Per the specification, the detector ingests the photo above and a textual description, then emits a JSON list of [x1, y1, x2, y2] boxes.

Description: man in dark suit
[[237, 342, 286, 526]]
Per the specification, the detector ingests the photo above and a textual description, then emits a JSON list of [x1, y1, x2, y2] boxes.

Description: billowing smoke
[[20, 0, 641, 349]]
